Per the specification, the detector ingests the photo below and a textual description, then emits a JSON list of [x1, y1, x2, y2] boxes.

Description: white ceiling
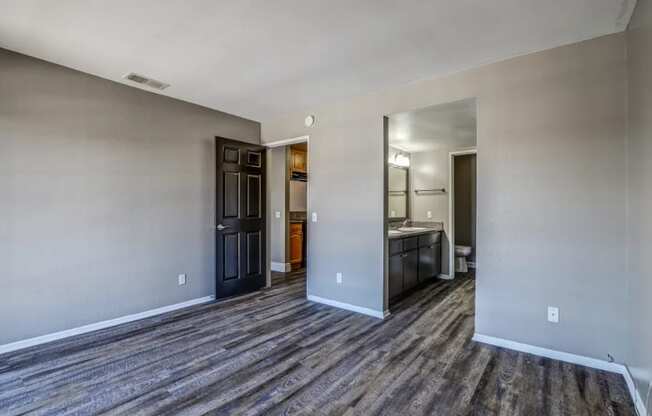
[[0, 0, 636, 122], [389, 99, 477, 153]]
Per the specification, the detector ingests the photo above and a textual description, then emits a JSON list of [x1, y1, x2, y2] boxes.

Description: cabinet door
[[289, 224, 303, 266], [389, 254, 403, 300], [403, 250, 418, 291], [433, 243, 441, 276], [418, 245, 436, 282], [292, 150, 307, 173]]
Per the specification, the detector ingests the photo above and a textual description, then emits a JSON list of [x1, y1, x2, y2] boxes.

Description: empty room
[[1, 1, 651, 415]]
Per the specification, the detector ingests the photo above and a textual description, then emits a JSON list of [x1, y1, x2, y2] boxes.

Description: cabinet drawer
[[389, 239, 403, 256], [418, 232, 441, 247], [403, 237, 418, 251]]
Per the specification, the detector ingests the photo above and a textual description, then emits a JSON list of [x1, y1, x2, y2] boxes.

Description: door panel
[[223, 172, 240, 218], [246, 231, 261, 275], [246, 174, 261, 218], [216, 137, 266, 299], [404, 250, 418, 291], [223, 232, 240, 280]]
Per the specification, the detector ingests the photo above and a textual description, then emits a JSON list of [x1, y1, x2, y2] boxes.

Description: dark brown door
[[215, 137, 266, 299]]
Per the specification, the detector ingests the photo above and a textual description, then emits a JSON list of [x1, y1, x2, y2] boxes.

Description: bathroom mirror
[[388, 165, 408, 220]]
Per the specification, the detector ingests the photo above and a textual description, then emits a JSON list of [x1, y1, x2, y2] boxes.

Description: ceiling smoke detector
[[123, 72, 170, 90]]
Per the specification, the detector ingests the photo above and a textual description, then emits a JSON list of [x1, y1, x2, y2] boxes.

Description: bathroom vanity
[[388, 228, 442, 304]]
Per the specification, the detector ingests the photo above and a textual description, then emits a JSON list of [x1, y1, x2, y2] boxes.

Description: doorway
[[384, 98, 477, 308], [449, 149, 477, 279], [265, 137, 310, 287]]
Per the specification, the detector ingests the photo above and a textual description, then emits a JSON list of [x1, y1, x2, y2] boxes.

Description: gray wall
[[626, 0, 652, 407], [269, 146, 288, 266], [262, 33, 629, 361], [0, 48, 260, 344]]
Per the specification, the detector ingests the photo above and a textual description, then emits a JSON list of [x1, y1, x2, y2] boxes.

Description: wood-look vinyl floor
[[0, 272, 635, 416]]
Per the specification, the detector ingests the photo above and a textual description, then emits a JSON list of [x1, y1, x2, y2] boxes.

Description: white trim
[[448, 147, 477, 279], [623, 366, 649, 416], [307, 294, 387, 319], [0, 296, 215, 355], [263, 135, 310, 148], [271, 262, 292, 272], [473, 333, 625, 373]]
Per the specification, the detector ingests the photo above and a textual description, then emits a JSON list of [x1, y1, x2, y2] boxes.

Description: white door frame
[[263, 136, 310, 287], [448, 148, 477, 279]]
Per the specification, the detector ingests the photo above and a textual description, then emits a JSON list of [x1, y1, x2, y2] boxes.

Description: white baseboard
[[0, 295, 215, 355], [307, 294, 388, 319], [271, 262, 291, 272], [438, 274, 453, 280], [622, 366, 649, 416], [473, 333, 647, 415], [472, 333, 622, 373]]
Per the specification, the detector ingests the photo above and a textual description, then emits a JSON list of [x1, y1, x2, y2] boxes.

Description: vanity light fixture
[[392, 152, 410, 167]]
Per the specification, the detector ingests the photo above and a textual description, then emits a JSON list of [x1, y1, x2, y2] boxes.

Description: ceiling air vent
[[123, 72, 170, 90]]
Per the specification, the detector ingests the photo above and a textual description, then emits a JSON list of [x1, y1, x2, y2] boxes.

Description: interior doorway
[[265, 137, 310, 287], [449, 149, 477, 280], [384, 98, 477, 309]]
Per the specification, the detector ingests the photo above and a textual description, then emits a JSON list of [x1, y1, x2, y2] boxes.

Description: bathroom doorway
[[385, 98, 477, 309], [449, 149, 477, 280]]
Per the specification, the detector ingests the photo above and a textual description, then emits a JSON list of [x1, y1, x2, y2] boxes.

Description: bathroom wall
[[409, 144, 475, 275], [626, 0, 652, 409], [262, 33, 629, 361]]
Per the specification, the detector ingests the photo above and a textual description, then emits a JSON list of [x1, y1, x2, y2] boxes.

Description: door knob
[[216, 224, 231, 230]]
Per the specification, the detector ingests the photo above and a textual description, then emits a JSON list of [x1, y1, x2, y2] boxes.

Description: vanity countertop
[[388, 223, 444, 239]]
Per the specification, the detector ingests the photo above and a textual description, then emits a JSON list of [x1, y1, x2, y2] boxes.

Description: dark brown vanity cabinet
[[389, 232, 441, 303], [418, 232, 441, 282]]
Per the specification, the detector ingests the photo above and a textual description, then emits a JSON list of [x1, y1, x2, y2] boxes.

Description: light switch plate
[[336, 272, 343, 284], [311, 212, 318, 222], [427, 211, 432, 219], [275, 211, 281, 218], [178, 274, 187, 286], [547, 306, 559, 323]]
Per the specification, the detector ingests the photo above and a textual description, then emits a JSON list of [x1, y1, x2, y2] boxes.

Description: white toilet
[[454, 245, 472, 273]]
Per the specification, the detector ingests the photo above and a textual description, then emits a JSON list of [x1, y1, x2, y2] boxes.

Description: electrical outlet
[[311, 212, 318, 222], [427, 210, 432, 219], [275, 211, 281, 219], [547, 306, 559, 323], [178, 274, 187, 286], [336, 272, 343, 285], [390, 210, 396, 217]]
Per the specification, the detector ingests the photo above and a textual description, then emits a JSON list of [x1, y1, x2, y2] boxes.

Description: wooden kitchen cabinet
[[289, 222, 304, 270], [291, 149, 307, 173]]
